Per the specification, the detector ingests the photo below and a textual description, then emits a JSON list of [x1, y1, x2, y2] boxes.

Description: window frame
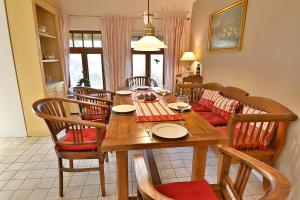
[[69, 30, 106, 89], [131, 36, 165, 85]]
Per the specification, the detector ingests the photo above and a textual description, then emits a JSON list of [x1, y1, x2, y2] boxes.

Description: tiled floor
[[0, 137, 265, 200]]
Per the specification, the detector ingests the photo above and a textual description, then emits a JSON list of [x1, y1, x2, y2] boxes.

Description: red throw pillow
[[211, 94, 239, 120], [233, 106, 277, 150], [198, 89, 219, 110]]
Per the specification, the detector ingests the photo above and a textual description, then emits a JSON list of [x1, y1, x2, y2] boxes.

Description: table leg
[[116, 151, 128, 200], [192, 145, 208, 180]]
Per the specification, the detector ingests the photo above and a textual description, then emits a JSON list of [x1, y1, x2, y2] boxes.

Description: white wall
[[190, 0, 300, 199], [0, 0, 26, 137]]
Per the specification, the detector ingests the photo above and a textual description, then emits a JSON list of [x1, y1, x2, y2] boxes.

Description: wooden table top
[[102, 92, 228, 152]]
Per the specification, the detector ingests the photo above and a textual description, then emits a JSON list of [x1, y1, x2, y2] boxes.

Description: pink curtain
[[100, 16, 132, 91], [163, 17, 191, 92], [58, 12, 70, 92]]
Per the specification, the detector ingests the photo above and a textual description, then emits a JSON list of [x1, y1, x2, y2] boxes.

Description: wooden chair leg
[[105, 152, 109, 162], [99, 159, 105, 196], [58, 158, 63, 197], [69, 159, 74, 168], [137, 189, 143, 200]]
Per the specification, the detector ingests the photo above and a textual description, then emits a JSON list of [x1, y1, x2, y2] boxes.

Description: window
[[69, 31, 105, 89], [131, 36, 165, 87]]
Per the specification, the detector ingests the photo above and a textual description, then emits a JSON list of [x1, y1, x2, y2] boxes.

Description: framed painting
[[208, 0, 248, 51]]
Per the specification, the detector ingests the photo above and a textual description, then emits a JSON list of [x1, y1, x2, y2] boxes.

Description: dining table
[[101, 88, 228, 200]]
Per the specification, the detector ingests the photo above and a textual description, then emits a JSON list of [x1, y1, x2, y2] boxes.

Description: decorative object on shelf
[[77, 78, 91, 87], [38, 25, 47, 33], [134, 0, 167, 51], [196, 63, 201, 75], [43, 53, 56, 60], [208, 0, 248, 51]]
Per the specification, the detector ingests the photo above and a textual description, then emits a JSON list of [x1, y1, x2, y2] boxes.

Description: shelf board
[[42, 59, 59, 63], [39, 32, 57, 39]]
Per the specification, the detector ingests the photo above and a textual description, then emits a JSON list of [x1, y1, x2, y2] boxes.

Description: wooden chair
[[33, 98, 109, 197], [126, 76, 158, 87], [72, 86, 115, 101], [182, 75, 203, 84], [72, 87, 115, 122], [133, 146, 291, 200]]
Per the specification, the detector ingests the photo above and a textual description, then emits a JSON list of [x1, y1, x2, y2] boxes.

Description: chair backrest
[[73, 86, 115, 101], [182, 75, 203, 84], [32, 98, 107, 146], [126, 76, 158, 87], [133, 146, 291, 200]]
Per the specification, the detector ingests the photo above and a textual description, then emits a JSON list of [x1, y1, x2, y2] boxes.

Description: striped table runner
[[133, 98, 182, 122]]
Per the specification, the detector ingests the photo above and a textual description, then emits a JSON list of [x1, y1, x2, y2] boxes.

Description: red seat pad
[[191, 104, 211, 112], [155, 180, 218, 200], [55, 128, 106, 151], [196, 112, 227, 126]]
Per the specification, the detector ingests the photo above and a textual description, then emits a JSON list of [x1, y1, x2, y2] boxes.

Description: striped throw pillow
[[233, 106, 276, 150], [198, 89, 220, 110], [212, 94, 239, 120]]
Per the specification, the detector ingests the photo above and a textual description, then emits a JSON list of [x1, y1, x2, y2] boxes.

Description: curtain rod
[[69, 14, 190, 20]]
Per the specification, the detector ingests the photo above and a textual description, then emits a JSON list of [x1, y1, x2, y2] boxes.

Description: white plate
[[112, 105, 136, 113], [136, 86, 150, 90], [168, 103, 191, 111], [116, 90, 133, 95], [152, 123, 188, 139]]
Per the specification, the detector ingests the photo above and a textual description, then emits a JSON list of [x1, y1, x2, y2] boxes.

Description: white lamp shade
[[133, 36, 167, 51], [180, 52, 197, 61]]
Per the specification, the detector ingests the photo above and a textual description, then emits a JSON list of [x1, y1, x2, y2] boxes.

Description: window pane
[[150, 54, 164, 87], [87, 54, 104, 89], [93, 34, 102, 47], [83, 33, 93, 47], [69, 54, 83, 87], [132, 54, 146, 76], [73, 33, 83, 47], [69, 34, 73, 47]]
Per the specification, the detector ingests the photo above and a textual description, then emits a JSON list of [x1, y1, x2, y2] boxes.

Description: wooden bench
[[177, 83, 297, 169]]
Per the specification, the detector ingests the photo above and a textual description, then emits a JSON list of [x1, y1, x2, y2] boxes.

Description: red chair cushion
[[198, 89, 219, 110], [211, 94, 240, 120], [196, 112, 227, 126], [56, 128, 106, 151], [191, 104, 211, 112], [155, 180, 218, 200]]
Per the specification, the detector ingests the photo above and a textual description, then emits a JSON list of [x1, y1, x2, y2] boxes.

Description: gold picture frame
[[208, 0, 248, 51]]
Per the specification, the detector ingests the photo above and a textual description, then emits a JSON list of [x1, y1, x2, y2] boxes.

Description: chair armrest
[[229, 113, 297, 123], [220, 146, 291, 200], [87, 88, 116, 95], [133, 154, 173, 200]]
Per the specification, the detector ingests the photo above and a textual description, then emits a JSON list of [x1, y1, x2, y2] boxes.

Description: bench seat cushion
[[192, 104, 211, 112], [196, 112, 227, 126], [155, 180, 218, 200]]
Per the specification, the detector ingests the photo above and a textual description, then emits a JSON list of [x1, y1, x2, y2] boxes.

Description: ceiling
[[56, 0, 196, 18]]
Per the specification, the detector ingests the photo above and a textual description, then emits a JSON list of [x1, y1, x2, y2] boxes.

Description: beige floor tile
[[69, 175, 88, 186], [0, 190, 14, 200], [0, 171, 16, 180], [160, 169, 176, 179], [2, 179, 23, 190], [19, 178, 40, 190], [174, 168, 190, 178], [37, 177, 56, 189], [13, 170, 32, 180], [64, 185, 83, 199], [81, 185, 100, 198], [27, 188, 49, 200], [10, 189, 33, 200]]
